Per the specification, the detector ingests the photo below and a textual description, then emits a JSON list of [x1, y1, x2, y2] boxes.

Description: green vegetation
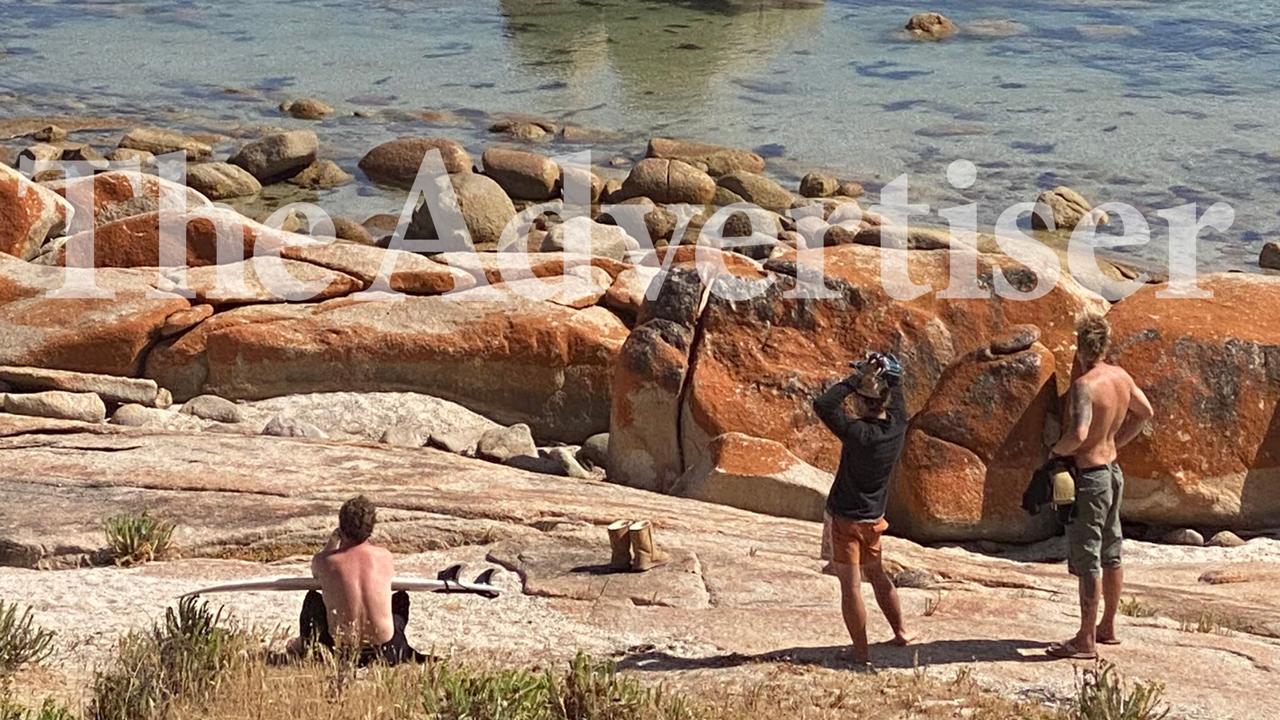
[[90, 598, 244, 720], [0, 600, 54, 675], [0, 695, 77, 720], [102, 511, 175, 566], [1071, 662, 1169, 720], [1117, 597, 1157, 619], [416, 653, 700, 720]]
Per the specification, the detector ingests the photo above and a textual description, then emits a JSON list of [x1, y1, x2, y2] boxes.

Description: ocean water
[[2, 0, 1279, 270]]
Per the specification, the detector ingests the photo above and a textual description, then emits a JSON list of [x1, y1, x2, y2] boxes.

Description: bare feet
[[1047, 638, 1097, 660], [889, 630, 917, 647], [1096, 626, 1121, 645]]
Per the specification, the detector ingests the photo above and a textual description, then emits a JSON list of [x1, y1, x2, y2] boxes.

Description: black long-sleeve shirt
[[813, 376, 908, 521]]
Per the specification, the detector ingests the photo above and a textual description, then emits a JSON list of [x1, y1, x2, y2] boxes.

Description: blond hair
[[1076, 313, 1111, 366]]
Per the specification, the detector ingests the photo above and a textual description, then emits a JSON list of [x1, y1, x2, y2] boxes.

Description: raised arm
[[1052, 378, 1093, 457], [813, 375, 859, 437], [311, 529, 342, 577], [1116, 380, 1153, 448]]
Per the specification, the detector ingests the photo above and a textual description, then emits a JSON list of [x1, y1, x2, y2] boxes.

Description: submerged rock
[[1032, 186, 1109, 231], [799, 172, 838, 198], [905, 12, 957, 40], [279, 97, 334, 120], [117, 127, 212, 161], [287, 159, 354, 189]]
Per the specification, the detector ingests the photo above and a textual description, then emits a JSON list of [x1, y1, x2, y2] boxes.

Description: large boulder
[[481, 147, 560, 201], [407, 172, 516, 249], [430, 251, 626, 286], [0, 366, 168, 407], [358, 137, 472, 188], [44, 171, 211, 234], [889, 333, 1061, 543], [618, 159, 716, 205], [0, 255, 190, 376], [608, 267, 716, 492], [3, 390, 106, 423], [240, 391, 501, 443], [675, 433, 831, 521], [645, 138, 765, 177], [228, 130, 318, 183], [117, 127, 212, 161], [278, 242, 476, 295], [144, 295, 628, 442], [47, 208, 316, 268], [154, 256, 363, 305], [453, 265, 613, 310], [1109, 274, 1280, 528], [610, 244, 1106, 494], [0, 163, 72, 260]]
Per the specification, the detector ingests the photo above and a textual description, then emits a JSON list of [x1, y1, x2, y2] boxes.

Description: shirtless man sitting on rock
[[1047, 314, 1153, 660], [299, 495, 426, 666]]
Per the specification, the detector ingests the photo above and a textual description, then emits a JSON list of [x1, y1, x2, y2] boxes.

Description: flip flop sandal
[[1097, 638, 1122, 646], [1046, 642, 1098, 660]]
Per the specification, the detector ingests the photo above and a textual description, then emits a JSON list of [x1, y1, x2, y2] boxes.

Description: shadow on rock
[[618, 638, 1054, 672]]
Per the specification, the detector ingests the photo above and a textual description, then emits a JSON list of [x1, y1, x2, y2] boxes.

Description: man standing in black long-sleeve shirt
[[813, 352, 914, 666]]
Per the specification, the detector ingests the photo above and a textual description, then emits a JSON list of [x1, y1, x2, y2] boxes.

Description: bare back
[[1064, 362, 1141, 467], [311, 542, 395, 646]]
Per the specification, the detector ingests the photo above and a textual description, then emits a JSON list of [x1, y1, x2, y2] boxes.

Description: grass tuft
[[1117, 597, 1157, 619], [1071, 661, 1169, 720], [89, 597, 245, 720], [102, 511, 175, 567], [1176, 611, 1237, 636], [0, 601, 55, 675]]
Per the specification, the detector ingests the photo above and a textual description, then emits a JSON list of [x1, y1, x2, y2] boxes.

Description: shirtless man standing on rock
[[1047, 314, 1153, 660], [300, 495, 426, 666]]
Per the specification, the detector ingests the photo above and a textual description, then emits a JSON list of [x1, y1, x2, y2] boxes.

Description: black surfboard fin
[[437, 563, 465, 583]]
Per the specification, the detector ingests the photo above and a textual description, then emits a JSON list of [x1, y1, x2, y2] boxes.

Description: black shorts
[[300, 590, 427, 667]]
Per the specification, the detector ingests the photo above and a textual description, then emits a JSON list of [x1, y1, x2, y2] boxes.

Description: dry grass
[[0, 599, 1169, 720]]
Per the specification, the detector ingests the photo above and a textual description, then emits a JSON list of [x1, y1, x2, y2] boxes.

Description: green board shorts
[[1067, 462, 1125, 578]]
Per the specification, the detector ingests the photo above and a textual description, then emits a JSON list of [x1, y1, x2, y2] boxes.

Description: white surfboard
[[182, 568, 501, 599]]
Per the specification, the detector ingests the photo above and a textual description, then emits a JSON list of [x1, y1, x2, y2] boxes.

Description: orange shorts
[[830, 516, 888, 567]]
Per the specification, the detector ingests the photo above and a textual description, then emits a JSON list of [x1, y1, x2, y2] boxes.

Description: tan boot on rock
[[628, 520, 669, 572], [607, 520, 633, 570]]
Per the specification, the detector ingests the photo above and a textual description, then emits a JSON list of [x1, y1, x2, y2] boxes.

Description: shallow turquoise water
[[2, 0, 1279, 269]]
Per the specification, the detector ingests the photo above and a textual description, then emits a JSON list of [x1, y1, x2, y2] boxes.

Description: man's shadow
[[618, 638, 1055, 672]]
